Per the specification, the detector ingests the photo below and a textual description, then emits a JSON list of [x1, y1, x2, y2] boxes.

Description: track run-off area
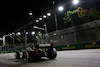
[[0, 49, 100, 67]]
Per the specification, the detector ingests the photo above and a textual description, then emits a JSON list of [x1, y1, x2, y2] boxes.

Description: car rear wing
[[37, 43, 53, 48]]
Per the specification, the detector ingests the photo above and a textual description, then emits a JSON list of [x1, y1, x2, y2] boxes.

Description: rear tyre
[[24, 51, 29, 63], [15, 51, 20, 59], [47, 48, 57, 59], [24, 51, 38, 62], [22, 52, 26, 59]]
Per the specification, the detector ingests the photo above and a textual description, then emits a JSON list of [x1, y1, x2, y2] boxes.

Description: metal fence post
[[56, 30, 61, 45], [13, 34, 15, 51], [95, 20, 99, 41], [74, 26, 78, 43]]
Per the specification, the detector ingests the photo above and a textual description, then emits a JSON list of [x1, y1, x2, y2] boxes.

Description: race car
[[14, 43, 57, 62]]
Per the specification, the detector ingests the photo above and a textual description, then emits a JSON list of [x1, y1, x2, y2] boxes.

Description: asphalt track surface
[[0, 49, 100, 67]]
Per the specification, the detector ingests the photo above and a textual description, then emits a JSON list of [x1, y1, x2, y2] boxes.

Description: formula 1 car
[[14, 43, 57, 62]]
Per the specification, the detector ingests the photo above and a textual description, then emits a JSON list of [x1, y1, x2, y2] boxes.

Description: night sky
[[0, 0, 53, 34], [0, 0, 100, 36]]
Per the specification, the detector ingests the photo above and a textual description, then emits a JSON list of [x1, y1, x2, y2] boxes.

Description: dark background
[[0, 0, 100, 36]]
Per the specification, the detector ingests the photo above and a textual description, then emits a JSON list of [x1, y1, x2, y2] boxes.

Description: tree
[[63, 7, 100, 27]]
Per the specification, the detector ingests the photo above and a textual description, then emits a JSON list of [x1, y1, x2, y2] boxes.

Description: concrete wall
[[47, 20, 100, 46]]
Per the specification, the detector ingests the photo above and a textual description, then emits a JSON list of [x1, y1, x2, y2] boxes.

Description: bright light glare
[[58, 6, 64, 11], [26, 32, 28, 34], [73, 0, 79, 4], [38, 32, 41, 34], [43, 15, 46, 18], [36, 20, 39, 22], [17, 32, 21, 35], [47, 13, 51, 16], [10, 33, 12, 35], [39, 18, 42, 20], [12, 32, 15, 34], [36, 36, 39, 39], [32, 31, 35, 35], [29, 12, 33, 15]]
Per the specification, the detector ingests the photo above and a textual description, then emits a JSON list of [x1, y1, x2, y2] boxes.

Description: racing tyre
[[24, 51, 38, 62], [15, 51, 20, 59], [47, 48, 57, 59], [22, 52, 26, 59]]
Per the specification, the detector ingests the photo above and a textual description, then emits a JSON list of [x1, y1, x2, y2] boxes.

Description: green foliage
[[63, 7, 100, 27], [87, 8, 100, 21]]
